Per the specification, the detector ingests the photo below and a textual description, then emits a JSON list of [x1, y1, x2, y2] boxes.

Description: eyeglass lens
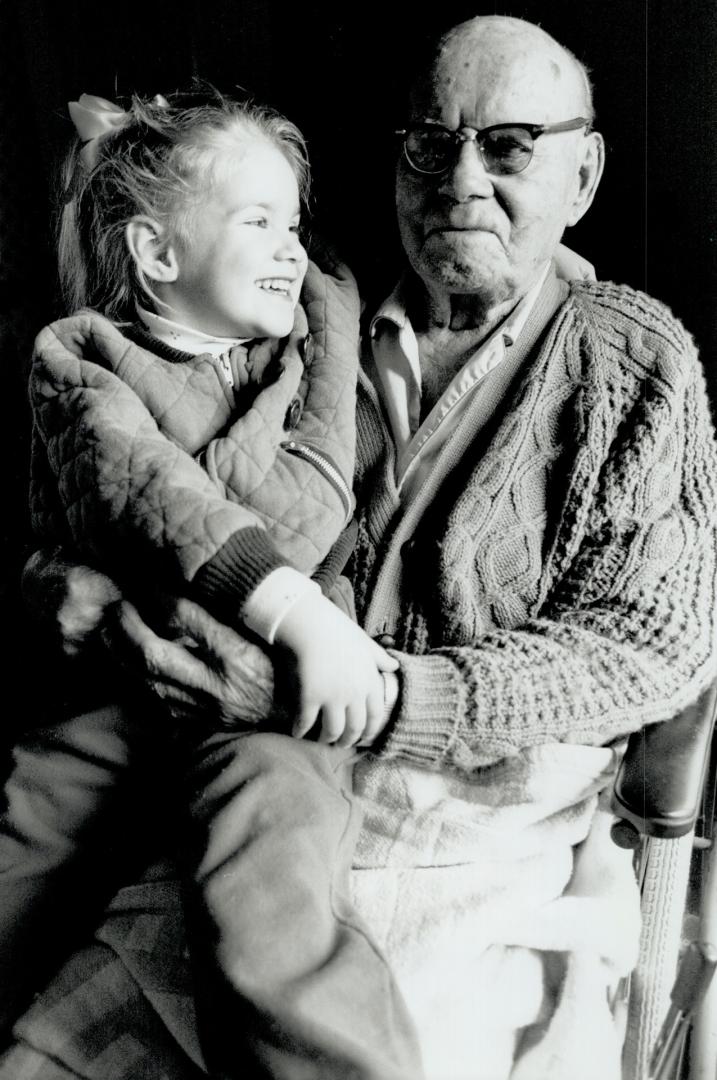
[[405, 127, 535, 175]]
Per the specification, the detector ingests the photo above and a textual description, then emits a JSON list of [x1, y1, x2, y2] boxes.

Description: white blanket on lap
[[350, 743, 640, 1080]]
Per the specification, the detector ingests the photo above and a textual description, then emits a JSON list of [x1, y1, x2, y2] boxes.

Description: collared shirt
[[369, 263, 551, 505]]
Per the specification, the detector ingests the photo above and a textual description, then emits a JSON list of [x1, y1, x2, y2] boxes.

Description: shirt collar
[[496, 261, 552, 347], [136, 306, 249, 358], [369, 276, 411, 338], [368, 262, 554, 460]]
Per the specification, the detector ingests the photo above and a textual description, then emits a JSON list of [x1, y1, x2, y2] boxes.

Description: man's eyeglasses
[[395, 118, 591, 176]]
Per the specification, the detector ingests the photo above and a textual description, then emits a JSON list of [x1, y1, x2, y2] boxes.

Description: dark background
[[0, 0, 715, 713]]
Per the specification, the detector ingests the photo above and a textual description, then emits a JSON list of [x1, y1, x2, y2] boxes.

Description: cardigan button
[[284, 397, 303, 430], [374, 633, 396, 649], [401, 539, 416, 561]]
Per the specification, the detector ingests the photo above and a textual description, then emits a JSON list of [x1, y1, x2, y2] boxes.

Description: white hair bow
[[67, 92, 169, 170], [68, 93, 128, 169]]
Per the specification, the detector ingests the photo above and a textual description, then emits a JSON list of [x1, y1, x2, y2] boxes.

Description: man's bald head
[[410, 16, 594, 126]]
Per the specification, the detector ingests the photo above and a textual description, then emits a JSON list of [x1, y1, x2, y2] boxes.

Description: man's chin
[[424, 261, 514, 302]]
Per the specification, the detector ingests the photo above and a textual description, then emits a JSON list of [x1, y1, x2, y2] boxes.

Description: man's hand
[[22, 548, 121, 656], [102, 596, 278, 728], [22, 549, 280, 728]]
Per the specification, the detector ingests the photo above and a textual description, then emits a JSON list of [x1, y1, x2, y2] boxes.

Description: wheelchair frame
[[612, 684, 717, 1080]]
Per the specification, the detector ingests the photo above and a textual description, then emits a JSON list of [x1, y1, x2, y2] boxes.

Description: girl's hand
[[274, 590, 399, 748]]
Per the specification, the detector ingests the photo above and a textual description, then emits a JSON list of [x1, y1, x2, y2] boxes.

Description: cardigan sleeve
[[379, 318, 717, 773]]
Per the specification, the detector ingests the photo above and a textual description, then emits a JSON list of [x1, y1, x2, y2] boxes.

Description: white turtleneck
[[136, 305, 249, 357]]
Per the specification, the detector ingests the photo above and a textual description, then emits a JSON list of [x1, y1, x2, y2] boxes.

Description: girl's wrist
[[242, 566, 321, 645]]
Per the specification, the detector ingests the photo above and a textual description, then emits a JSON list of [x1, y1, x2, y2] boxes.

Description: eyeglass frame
[[395, 117, 592, 176]]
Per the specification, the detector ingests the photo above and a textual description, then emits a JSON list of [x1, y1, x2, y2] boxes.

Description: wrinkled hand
[[102, 596, 279, 728], [22, 548, 121, 656], [22, 550, 282, 729]]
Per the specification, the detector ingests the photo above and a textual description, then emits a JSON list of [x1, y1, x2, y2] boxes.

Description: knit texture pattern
[[351, 281, 717, 772]]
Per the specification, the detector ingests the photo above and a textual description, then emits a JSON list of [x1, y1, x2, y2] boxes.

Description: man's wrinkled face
[[396, 27, 593, 309]]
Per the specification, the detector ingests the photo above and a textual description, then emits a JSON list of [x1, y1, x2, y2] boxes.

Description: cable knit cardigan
[[350, 279, 717, 771]]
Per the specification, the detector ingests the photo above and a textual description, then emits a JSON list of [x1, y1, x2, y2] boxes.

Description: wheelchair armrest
[[611, 683, 717, 841]]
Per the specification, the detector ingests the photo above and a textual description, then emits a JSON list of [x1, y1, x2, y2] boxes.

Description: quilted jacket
[[29, 259, 361, 624]]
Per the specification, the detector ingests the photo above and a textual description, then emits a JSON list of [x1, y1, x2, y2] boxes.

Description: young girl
[[1, 91, 419, 1079]]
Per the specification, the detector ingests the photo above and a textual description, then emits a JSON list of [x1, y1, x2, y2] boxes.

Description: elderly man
[[5, 13, 717, 1080], [332, 16, 715, 1078]]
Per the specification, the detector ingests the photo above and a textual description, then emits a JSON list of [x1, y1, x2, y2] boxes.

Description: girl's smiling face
[[162, 139, 307, 339]]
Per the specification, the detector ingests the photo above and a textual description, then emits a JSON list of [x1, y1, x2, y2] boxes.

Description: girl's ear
[[125, 216, 179, 283]]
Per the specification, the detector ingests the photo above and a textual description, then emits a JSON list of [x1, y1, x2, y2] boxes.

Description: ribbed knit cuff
[[379, 651, 465, 767], [191, 526, 287, 626]]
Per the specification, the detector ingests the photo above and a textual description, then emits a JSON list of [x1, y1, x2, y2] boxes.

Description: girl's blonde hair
[[58, 89, 310, 320]]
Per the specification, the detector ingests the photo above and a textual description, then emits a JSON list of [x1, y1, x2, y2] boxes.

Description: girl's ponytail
[[57, 143, 90, 312]]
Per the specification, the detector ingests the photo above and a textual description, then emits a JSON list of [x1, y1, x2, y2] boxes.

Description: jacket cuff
[[378, 651, 465, 767], [191, 526, 287, 625]]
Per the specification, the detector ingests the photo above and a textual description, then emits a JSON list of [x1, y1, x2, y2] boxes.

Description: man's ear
[[125, 216, 179, 283], [566, 131, 605, 227]]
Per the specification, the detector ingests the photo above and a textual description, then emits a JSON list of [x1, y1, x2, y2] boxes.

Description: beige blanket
[[350, 743, 640, 1080]]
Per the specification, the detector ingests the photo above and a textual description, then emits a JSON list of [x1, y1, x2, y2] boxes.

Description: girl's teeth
[[259, 279, 289, 293]]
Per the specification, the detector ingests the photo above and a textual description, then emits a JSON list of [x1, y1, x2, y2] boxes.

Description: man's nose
[[438, 139, 494, 201]]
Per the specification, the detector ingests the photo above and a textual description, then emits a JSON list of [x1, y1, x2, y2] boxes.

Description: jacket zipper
[[212, 352, 237, 408], [281, 440, 354, 528], [215, 352, 234, 386]]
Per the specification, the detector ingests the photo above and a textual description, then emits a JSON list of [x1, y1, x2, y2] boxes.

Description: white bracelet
[[242, 567, 321, 644]]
